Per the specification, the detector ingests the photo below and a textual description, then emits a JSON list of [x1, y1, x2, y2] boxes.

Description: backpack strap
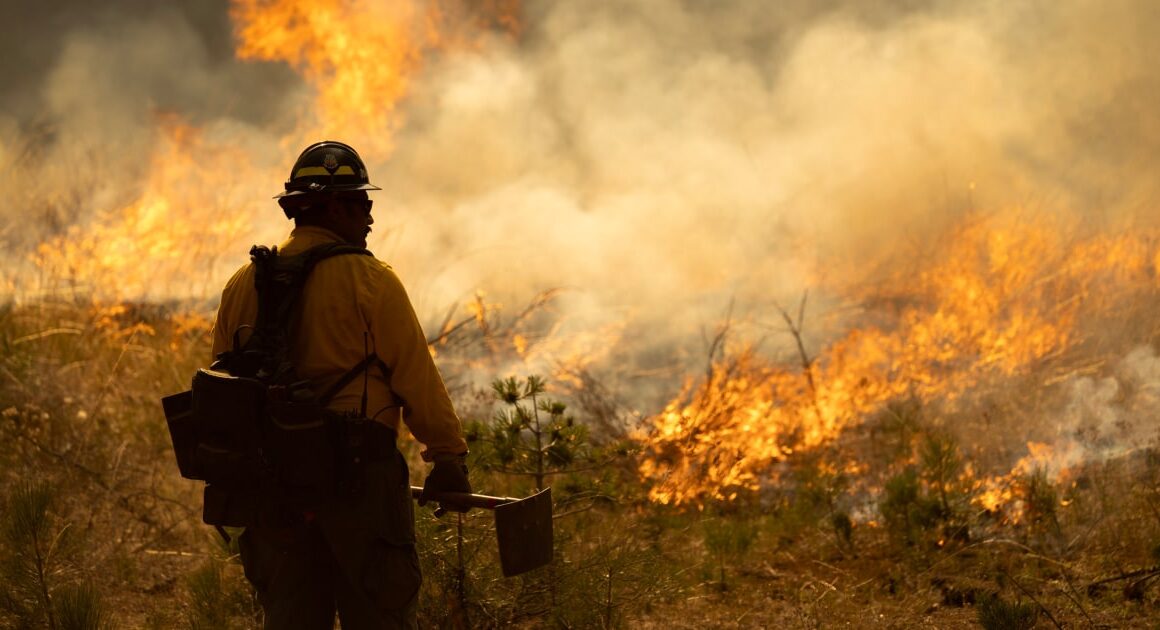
[[247, 243, 373, 380], [317, 354, 393, 408], [244, 242, 394, 414], [250, 243, 373, 339]]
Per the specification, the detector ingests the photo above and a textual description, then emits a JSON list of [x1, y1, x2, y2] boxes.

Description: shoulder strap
[[317, 354, 393, 407], [251, 243, 372, 333], [246, 243, 373, 378]]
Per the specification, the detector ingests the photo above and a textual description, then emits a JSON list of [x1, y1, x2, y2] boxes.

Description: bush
[[702, 514, 758, 589], [879, 432, 973, 548], [880, 467, 941, 546], [0, 482, 110, 629], [183, 557, 256, 630], [976, 594, 1037, 630], [53, 583, 111, 630], [1021, 467, 1058, 529]]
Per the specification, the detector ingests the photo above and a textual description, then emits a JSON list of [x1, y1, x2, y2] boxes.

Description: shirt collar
[[279, 225, 346, 256]]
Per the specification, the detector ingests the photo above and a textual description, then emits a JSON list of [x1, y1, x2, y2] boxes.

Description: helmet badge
[[322, 153, 339, 173]]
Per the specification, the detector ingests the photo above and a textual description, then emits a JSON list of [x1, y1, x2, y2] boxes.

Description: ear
[[323, 196, 346, 218]]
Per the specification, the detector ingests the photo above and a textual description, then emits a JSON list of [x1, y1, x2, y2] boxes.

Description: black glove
[[419, 456, 472, 516]]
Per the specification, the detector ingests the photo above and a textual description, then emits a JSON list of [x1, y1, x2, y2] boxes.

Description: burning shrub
[[640, 215, 1160, 518]]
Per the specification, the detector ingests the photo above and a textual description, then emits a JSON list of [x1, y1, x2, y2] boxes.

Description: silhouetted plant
[[976, 593, 1037, 630], [470, 375, 594, 492], [183, 556, 256, 630], [53, 583, 111, 630], [880, 432, 974, 548], [0, 482, 108, 629], [701, 514, 758, 590]]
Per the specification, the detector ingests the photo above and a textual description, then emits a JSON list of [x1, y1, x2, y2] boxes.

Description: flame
[[641, 213, 1160, 506], [231, 0, 521, 152], [18, 1, 520, 303], [976, 482, 1015, 514], [973, 440, 1083, 522], [31, 117, 259, 301], [12, 0, 1152, 528]]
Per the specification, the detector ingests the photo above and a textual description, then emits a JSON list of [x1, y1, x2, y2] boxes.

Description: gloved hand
[[419, 456, 472, 516]]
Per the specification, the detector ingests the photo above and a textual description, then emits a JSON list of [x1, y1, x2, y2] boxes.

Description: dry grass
[[2, 298, 1160, 628]]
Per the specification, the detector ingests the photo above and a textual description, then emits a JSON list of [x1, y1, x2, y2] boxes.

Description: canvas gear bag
[[162, 242, 386, 530]]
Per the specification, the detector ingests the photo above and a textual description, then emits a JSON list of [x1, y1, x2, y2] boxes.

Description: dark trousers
[[238, 450, 420, 630]]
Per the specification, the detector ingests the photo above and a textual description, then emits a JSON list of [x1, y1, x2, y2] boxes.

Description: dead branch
[[774, 291, 822, 421], [703, 300, 733, 386], [499, 289, 561, 337], [1087, 565, 1160, 591]]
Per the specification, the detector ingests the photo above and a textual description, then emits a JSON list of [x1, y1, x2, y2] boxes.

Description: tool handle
[[409, 486, 518, 510]]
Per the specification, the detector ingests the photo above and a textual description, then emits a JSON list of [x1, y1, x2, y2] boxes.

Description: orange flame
[[230, 0, 521, 151], [641, 213, 1159, 506], [20, 1, 520, 302], [31, 117, 259, 300]]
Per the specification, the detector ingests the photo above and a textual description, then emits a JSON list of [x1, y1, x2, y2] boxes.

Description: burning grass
[[3, 214, 1160, 627], [641, 212, 1160, 509]]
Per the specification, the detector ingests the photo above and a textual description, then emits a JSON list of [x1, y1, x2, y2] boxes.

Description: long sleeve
[[365, 266, 468, 461], [210, 265, 257, 362]]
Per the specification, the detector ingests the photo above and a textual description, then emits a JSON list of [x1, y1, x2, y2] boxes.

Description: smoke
[[0, 0, 298, 127], [1020, 346, 1160, 476], [0, 0, 298, 251], [4, 0, 1160, 388], [363, 0, 1160, 377]]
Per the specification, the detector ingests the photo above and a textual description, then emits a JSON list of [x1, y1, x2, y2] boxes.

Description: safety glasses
[[337, 197, 373, 214]]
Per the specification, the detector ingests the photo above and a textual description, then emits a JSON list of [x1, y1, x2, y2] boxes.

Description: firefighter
[[210, 140, 471, 629]]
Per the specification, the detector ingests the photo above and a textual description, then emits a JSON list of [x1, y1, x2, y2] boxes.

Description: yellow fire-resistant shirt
[[210, 225, 468, 461]]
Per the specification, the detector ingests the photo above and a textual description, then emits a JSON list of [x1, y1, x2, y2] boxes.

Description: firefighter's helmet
[[274, 140, 381, 200]]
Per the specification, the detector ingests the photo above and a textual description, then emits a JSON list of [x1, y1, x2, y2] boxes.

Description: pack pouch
[[190, 368, 265, 486], [265, 399, 338, 505], [160, 243, 379, 530], [161, 390, 196, 479]]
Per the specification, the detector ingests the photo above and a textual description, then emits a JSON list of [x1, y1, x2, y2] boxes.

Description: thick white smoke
[[373, 0, 1160, 381]]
